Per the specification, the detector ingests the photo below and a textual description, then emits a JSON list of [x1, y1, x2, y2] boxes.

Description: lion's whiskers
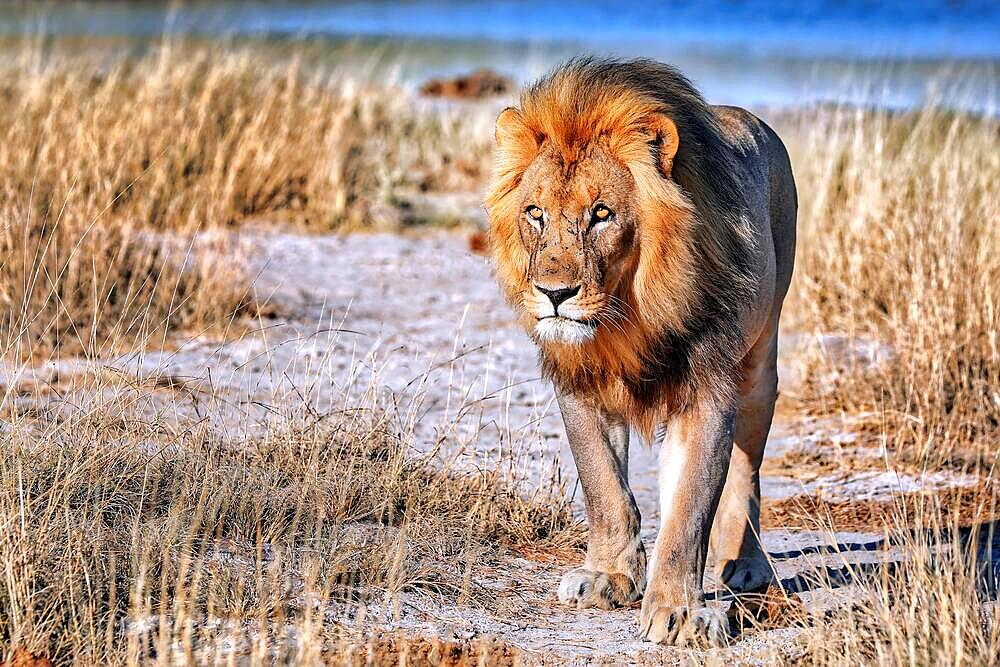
[[593, 304, 629, 337], [607, 293, 640, 321]]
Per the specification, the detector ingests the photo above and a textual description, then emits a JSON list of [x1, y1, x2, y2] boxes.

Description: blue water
[[2, 1, 998, 110]]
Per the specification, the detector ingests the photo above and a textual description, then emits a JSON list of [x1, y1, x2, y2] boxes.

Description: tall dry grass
[[767, 504, 1000, 666], [769, 103, 1000, 665], [2, 38, 998, 664], [2, 43, 491, 230], [0, 43, 493, 356], [0, 370, 578, 664], [781, 106, 1000, 466]]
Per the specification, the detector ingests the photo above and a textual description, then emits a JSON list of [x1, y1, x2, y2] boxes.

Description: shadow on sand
[[713, 520, 1000, 603]]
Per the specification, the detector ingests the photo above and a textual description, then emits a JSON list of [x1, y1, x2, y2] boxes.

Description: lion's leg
[[639, 397, 734, 646], [710, 328, 778, 593], [556, 392, 645, 610]]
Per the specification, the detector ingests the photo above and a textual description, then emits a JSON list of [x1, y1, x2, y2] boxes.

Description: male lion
[[485, 58, 796, 645]]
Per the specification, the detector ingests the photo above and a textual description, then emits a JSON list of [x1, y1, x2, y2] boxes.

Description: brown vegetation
[[0, 44, 493, 355], [326, 631, 521, 666], [1, 39, 998, 665], [0, 374, 579, 663], [762, 483, 1000, 532], [779, 106, 999, 466]]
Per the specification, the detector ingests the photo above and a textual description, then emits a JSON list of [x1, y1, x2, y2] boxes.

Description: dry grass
[[0, 43, 526, 662], [1, 38, 999, 665], [0, 42, 493, 356], [0, 372, 579, 664], [766, 493, 1000, 666], [2, 42, 491, 231], [779, 105, 1000, 466], [760, 104, 1000, 664]]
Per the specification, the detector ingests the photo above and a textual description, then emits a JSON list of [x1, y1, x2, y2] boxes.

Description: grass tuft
[[782, 106, 1000, 466], [0, 389, 579, 663], [0, 43, 493, 355]]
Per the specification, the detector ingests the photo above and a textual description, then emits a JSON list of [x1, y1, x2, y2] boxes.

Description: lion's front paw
[[719, 555, 774, 593], [557, 567, 641, 610], [639, 598, 729, 647]]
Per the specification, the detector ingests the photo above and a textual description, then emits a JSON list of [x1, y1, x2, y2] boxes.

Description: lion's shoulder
[[711, 105, 771, 154]]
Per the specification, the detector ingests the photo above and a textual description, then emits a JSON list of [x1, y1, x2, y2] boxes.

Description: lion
[[484, 58, 796, 646]]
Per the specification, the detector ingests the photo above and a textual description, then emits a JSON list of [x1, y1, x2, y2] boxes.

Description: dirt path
[[34, 229, 981, 663]]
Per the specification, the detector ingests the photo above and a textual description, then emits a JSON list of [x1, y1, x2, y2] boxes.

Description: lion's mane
[[486, 58, 759, 435]]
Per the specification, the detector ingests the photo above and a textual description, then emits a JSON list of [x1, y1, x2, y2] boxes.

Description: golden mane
[[485, 58, 758, 436]]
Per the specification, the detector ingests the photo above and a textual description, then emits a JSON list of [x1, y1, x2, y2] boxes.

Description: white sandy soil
[[2, 229, 987, 663]]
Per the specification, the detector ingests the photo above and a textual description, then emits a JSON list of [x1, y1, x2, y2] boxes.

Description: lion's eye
[[526, 206, 544, 222], [592, 205, 613, 222]]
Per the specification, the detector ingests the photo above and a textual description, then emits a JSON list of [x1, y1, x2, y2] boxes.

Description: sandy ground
[[4, 229, 989, 663]]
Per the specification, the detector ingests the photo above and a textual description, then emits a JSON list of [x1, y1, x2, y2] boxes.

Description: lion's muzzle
[[526, 282, 602, 344], [535, 283, 580, 313]]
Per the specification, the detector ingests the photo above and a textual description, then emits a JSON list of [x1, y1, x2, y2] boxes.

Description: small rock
[[420, 69, 513, 99]]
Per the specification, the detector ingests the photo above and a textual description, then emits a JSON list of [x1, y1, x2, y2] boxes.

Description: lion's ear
[[495, 107, 540, 155], [645, 113, 680, 178]]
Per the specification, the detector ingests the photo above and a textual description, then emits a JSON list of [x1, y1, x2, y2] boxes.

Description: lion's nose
[[536, 284, 580, 310]]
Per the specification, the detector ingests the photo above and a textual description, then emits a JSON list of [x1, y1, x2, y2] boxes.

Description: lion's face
[[486, 58, 767, 434], [487, 87, 684, 352], [516, 143, 640, 345]]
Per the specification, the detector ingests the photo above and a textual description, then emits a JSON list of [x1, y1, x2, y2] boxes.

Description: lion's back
[[713, 105, 797, 303]]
